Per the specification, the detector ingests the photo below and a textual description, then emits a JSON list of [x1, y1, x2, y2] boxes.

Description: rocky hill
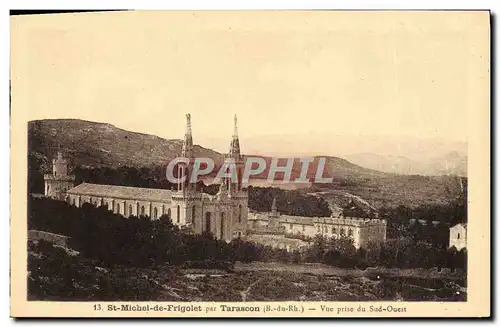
[[28, 119, 223, 169]]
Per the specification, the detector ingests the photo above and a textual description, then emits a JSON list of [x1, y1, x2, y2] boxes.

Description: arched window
[[167, 208, 171, 218], [348, 229, 353, 237], [177, 205, 180, 223], [238, 204, 242, 223], [340, 228, 345, 235], [154, 207, 158, 219], [89, 197, 93, 205], [317, 225, 320, 232], [162, 205, 165, 216], [72, 198, 75, 206], [100, 198, 104, 207], [205, 212, 211, 232], [332, 227, 337, 234], [116, 203, 121, 214], [129, 204, 133, 217], [141, 206, 145, 216], [457, 233, 461, 239], [192, 206, 196, 227], [220, 213, 225, 239]]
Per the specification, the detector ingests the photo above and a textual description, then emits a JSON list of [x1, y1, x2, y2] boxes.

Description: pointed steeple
[[229, 114, 240, 158], [182, 113, 193, 158], [178, 114, 195, 193], [271, 197, 277, 215]]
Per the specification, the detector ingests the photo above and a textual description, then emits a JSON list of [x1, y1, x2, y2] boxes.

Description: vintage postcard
[[10, 10, 490, 318]]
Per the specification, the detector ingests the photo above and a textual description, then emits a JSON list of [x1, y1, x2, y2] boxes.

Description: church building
[[44, 114, 249, 242]]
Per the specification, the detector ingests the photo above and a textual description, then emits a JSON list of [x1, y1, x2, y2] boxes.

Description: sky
[[11, 11, 486, 157]]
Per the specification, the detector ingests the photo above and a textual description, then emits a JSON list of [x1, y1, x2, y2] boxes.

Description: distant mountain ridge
[[344, 152, 467, 177]]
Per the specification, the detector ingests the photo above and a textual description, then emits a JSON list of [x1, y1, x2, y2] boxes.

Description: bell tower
[[218, 115, 248, 238], [219, 115, 245, 194], [44, 152, 75, 200], [171, 114, 202, 230], [177, 113, 195, 193]]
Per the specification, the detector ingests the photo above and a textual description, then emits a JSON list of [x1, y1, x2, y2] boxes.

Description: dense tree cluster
[[247, 186, 332, 217], [28, 240, 173, 301], [378, 197, 467, 247], [301, 235, 467, 271], [74, 166, 174, 190], [29, 197, 232, 267]]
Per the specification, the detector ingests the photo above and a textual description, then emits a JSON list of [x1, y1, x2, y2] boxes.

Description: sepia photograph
[[10, 10, 490, 317]]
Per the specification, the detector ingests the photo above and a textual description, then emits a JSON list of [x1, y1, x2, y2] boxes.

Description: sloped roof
[[279, 215, 315, 226], [451, 222, 467, 229], [67, 183, 172, 203]]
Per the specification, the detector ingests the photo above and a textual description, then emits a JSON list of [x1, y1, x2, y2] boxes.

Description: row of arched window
[[69, 196, 172, 219], [317, 225, 355, 237]]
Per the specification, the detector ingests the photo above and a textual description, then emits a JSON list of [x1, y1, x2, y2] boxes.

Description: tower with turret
[[217, 115, 249, 238], [44, 152, 75, 200], [171, 114, 203, 228]]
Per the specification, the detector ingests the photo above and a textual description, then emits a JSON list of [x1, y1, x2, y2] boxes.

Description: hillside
[[28, 119, 223, 169], [28, 119, 385, 180]]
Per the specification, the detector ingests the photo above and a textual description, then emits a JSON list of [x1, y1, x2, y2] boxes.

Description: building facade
[[449, 223, 467, 250], [45, 114, 249, 242], [247, 198, 387, 250]]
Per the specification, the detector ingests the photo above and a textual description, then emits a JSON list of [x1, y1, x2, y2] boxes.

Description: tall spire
[[233, 114, 238, 137], [229, 114, 240, 158], [182, 113, 193, 158], [179, 114, 195, 193]]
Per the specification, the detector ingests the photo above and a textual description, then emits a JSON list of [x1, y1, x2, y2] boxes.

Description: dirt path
[[240, 278, 263, 302]]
